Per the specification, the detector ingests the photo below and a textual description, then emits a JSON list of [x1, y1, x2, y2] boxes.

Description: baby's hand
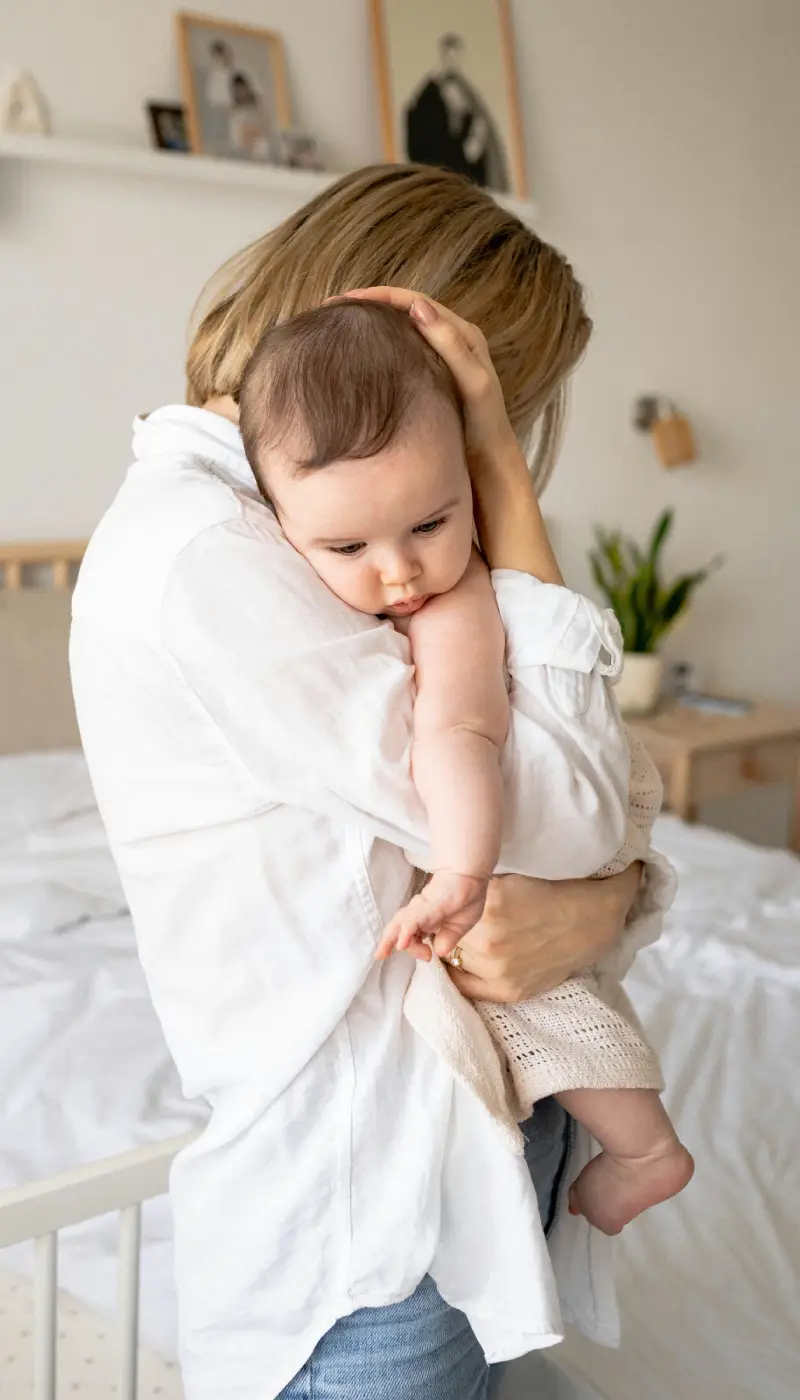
[[375, 871, 490, 963]]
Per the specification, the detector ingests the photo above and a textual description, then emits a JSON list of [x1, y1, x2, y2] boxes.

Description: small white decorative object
[[1, 71, 52, 135], [614, 653, 664, 718], [277, 128, 324, 172]]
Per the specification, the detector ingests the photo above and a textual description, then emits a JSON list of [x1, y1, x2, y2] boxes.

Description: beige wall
[[2, 0, 798, 713], [526, 0, 800, 707]]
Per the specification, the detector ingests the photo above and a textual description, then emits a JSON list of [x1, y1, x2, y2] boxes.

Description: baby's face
[[266, 399, 474, 618]]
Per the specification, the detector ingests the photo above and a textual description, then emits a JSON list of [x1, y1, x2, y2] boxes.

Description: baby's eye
[[413, 517, 447, 536], [330, 542, 366, 556]]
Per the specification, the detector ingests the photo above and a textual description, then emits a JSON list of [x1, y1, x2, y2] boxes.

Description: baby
[[239, 299, 693, 1235]]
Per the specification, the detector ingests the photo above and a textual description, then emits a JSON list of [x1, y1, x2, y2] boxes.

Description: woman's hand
[[338, 286, 517, 471], [338, 287, 562, 584], [446, 864, 642, 1003]]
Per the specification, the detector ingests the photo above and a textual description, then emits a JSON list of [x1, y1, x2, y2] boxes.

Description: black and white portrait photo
[[371, 0, 527, 197], [405, 33, 508, 191]]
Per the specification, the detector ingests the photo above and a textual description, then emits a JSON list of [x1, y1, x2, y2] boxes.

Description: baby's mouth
[[385, 595, 429, 616]]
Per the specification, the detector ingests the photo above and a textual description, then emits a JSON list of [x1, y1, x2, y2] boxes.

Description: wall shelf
[[0, 132, 334, 197], [0, 132, 537, 222]]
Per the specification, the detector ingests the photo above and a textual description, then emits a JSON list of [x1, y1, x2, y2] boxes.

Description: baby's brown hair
[[239, 300, 463, 495]]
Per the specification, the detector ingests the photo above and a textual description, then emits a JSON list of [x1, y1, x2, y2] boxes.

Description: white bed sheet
[[558, 816, 800, 1400], [1, 754, 798, 1396], [0, 752, 205, 1359]]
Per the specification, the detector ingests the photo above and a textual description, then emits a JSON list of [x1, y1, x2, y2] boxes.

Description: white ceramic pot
[[614, 653, 664, 717]]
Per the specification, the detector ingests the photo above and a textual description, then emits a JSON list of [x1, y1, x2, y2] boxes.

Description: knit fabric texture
[[403, 732, 666, 1150]]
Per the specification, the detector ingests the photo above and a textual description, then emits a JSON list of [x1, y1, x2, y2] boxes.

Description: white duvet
[[1, 752, 798, 1397], [560, 818, 800, 1400], [0, 752, 205, 1357]]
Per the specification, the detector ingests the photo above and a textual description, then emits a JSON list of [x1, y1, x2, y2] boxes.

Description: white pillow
[[0, 750, 98, 841], [0, 751, 127, 940]]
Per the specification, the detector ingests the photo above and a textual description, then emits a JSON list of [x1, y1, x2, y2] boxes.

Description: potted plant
[[589, 509, 722, 716]]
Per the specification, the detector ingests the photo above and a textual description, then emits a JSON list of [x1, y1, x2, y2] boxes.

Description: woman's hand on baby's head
[[375, 870, 490, 964], [336, 288, 523, 479]]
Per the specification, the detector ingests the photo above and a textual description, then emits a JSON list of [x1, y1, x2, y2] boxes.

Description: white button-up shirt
[[70, 408, 673, 1399]]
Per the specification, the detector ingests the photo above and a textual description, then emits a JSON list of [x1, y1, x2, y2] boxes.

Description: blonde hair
[[186, 163, 591, 490]]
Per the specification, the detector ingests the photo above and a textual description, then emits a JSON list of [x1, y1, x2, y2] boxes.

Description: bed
[[0, 543, 203, 1399], [1, 542, 798, 1400], [0, 745, 203, 1399], [519, 817, 800, 1400]]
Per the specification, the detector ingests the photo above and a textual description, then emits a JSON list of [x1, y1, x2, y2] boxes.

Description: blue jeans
[[278, 1099, 571, 1400]]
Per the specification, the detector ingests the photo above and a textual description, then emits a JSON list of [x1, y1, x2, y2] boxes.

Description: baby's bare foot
[[568, 1137, 694, 1236]]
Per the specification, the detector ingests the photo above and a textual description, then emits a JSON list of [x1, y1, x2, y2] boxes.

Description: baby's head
[[239, 300, 474, 618]]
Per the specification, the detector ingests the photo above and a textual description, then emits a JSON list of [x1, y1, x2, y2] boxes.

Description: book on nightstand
[[677, 692, 753, 717]]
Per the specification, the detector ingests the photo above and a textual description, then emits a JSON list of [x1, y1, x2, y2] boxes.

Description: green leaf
[[589, 553, 613, 604], [650, 572, 703, 644], [631, 574, 657, 651], [588, 513, 722, 653], [648, 509, 673, 568], [661, 573, 701, 622], [615, 582, 640, 651], [601, 532, 627, 579], [623, 540, 644, 574]]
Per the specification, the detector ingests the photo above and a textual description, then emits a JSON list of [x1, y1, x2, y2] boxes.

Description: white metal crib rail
[[0, 1130, 199, 1400]]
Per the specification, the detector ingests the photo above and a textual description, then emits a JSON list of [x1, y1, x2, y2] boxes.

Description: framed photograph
[[370, 0, 527, 198], [176, 11, 292, 163], [277, 129, 324, 172], [146, 102, 190, 153]]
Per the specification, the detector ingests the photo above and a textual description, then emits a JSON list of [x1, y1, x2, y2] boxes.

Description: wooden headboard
[[0, 541, 86, 753]]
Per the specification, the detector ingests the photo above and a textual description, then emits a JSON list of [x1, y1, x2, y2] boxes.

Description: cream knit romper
[[403, 733, 665, 1153]]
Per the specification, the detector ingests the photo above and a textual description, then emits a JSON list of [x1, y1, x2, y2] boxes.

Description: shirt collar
[[132, 405, 261, 500]]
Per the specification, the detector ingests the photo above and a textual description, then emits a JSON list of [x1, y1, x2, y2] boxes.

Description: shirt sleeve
[[161, 515, 629, 880]]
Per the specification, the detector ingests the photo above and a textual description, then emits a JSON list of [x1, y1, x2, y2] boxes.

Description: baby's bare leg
[[557, 1087, 694, 1235]]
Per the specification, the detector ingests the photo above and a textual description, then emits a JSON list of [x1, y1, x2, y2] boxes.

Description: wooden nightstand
[[630, 700, 800, 852]]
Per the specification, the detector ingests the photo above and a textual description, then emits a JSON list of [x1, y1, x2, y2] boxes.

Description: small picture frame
[[277, 129, 324, 172], [370, 0, 527, 198], [146, 102, 190, 153], [176, 11, 292, 164]]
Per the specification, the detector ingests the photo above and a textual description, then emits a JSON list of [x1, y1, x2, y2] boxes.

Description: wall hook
[[633, 395, 696, 468]]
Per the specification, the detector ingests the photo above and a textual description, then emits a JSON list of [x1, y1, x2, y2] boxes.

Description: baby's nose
[[379, 550, 421, 585]]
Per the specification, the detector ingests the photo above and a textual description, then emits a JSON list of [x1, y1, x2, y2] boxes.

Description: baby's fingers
[[375, 919, 432, 963], [431, 929, 462, 960], [407, 937, 432, 964], [375, 905, 424, 960], [394, 905, 428, 952], [375, 920, 402, 961]]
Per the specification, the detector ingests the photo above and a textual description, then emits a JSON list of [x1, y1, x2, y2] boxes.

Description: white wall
[[0, 0, 381, 544], [2, 0, 799, 705], [528, 1, 800, 705]]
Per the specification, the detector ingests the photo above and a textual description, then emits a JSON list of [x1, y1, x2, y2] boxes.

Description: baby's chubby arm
[[410, 551, 509, 874], [376, 552, 509, 961]]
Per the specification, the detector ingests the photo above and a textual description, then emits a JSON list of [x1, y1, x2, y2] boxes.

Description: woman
[[70, 165, 672, 1400]]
